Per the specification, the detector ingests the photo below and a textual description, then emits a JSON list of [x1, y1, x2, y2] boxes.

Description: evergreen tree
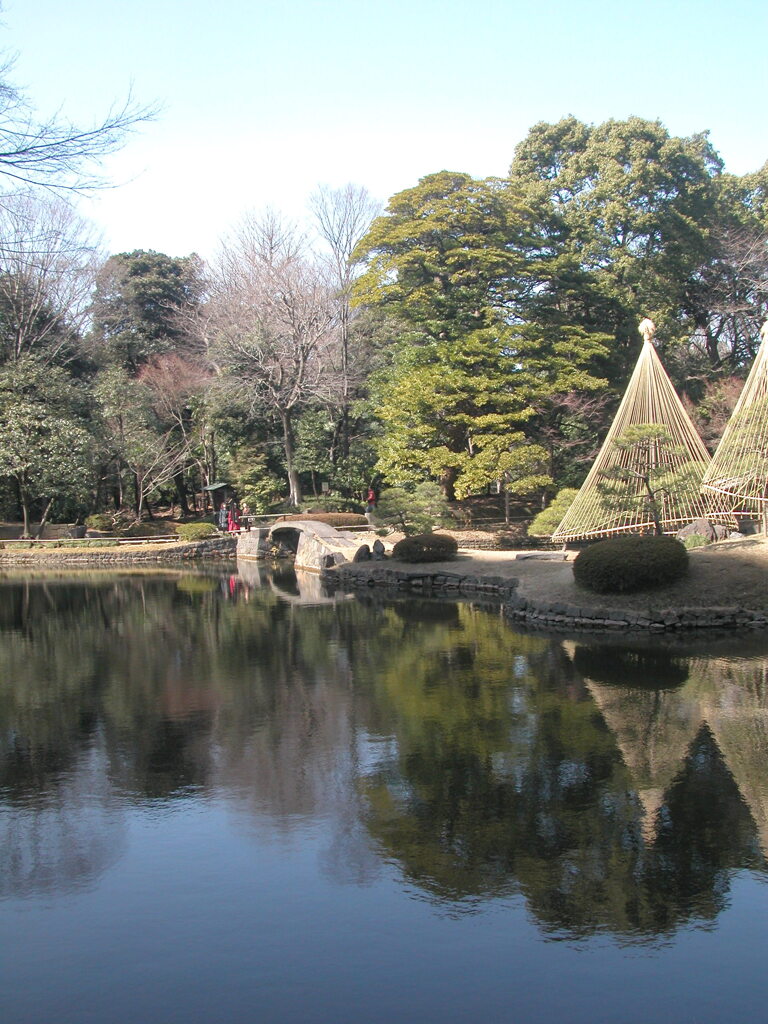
[[89, 250, 204, 372], [0, 359, 95, 534], [509, 116, 723, 380]]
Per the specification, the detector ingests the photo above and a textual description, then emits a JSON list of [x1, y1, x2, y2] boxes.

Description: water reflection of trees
[[2, 573, 768, 940], [0, 573, 370, 805], [0, 740, 127, 899], [0, 572, 388, 895], [357, 615, 768, 939]]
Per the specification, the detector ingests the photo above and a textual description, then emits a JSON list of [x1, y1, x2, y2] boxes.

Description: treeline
[[1, 116, 767, 531]]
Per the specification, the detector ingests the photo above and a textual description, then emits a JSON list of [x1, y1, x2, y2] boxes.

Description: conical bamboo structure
[[701, 321, 768, 519], [553, 319, 731, 542]]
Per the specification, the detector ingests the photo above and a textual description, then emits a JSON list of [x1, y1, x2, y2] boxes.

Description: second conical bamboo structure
[[553, 320, 731, 542], [701, 321, 768, 527]]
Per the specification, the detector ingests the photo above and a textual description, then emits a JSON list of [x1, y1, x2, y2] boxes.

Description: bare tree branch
[[0, 192, 104, 363], [0, 55, 156, 196]]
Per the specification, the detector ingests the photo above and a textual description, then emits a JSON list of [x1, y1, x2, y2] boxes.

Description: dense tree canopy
[[89, 250, 204, 371], [353, 171, 525, 340], [354, 171, 611, 499], [509, 116, 724, 377], [2, 113, 767, 528]]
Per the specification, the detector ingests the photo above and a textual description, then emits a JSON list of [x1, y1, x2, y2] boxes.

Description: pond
[[2, 565, 768, 1023]]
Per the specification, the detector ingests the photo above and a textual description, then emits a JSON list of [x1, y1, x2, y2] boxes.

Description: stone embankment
[[0, 536, 238, 566], [504, 597, 768, 633], [322, 560, 768, 634]]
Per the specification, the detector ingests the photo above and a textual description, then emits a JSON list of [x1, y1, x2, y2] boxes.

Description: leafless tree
[[683, 375, 745, 452], [139, 353, 215, 512], [208, 212, 340, 506], [0, 192, 103, 364], [311, 184, 380, 286], [309, 184, 380, 459], [689, 224, 768, 371], [94, 364, 194, 518], [531, 389, 615, 484]]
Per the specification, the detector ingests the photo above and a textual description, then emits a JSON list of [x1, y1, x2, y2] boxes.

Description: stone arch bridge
[[237, 519, 367, 571]]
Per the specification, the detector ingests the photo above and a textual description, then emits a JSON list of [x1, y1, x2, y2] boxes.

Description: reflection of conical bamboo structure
[[701, 322, 768, 515], [568, 640, 768, 856], [553, 320, 732, 542], [699, 657, 768, 857], [585, 679, 704, 844]]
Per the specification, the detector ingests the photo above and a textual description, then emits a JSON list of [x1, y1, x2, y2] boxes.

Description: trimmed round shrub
[[392, 532, 459, 563], [573, 535, 689, 594], [572, 646, 689, 689], [176, 522, 218, 541]]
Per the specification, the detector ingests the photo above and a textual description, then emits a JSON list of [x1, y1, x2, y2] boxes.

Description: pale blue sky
[[3, 0, 766, 258]]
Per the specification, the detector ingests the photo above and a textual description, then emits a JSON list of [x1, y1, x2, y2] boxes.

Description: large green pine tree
[[354, 171, 609, 498]]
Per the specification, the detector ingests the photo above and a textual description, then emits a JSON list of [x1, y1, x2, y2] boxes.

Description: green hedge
[[392, 533, 459, 563], [573, 535, 689, 594], [299, 498, 364, 514], [175, 522, 218, 541], [56, 539, 120, 548], [176, 577, 219, 594], [122, 521, 177, 537]]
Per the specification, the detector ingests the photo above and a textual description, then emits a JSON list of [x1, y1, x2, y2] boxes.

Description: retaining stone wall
[[503, 597, 768, 633], [324, 565, 520, 600]]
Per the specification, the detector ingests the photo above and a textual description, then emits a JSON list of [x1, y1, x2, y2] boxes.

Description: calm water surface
[[2, 564, 768, 1023]]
